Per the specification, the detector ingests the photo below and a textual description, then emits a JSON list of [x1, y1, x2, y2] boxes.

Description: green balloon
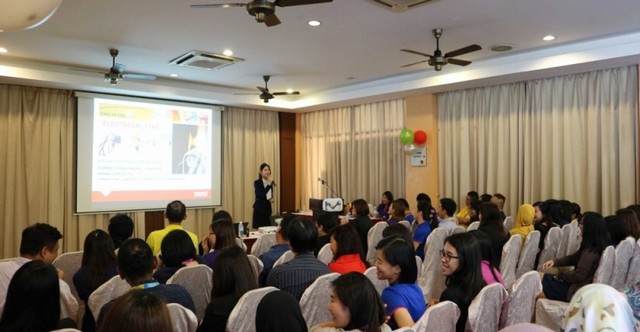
[[399, 129, 414, 145]]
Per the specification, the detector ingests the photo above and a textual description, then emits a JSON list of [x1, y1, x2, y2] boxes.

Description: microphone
[[317, 177, 326, 185]]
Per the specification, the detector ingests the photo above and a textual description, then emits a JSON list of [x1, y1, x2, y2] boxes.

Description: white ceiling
[[1, 0, 640, 112]]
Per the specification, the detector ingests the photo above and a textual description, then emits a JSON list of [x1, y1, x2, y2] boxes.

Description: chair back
[[534, 299, 568, 331], [272, 250, 294, 268], [625, 239, 640, 288], [467, 283, 508, 331], [418, 227, 449, 300], [88, 275, 131, 321], [53, 251, 84, 305], [500, 235, 522, 290], [399, 220, 411, 230], [236, 237, 247, 252], [537, 227, 562, 271], [450, 225, 465, 235], [226, 286, 278, 332], [299, 272, 340, 328], [415, 255, 423, 281], [167, 302, 198, 332], [317, 243, 333, 265], [593, 245, 615, 285], [503, 216, 514, 233], [611, 237, 635, 290], [467, 221, 480, 231], [364, 266, 389, 295], [563, 221, 582, 256], [166, 264, 213, 322], [412, 300, 460, 331], [366, 222, 388, 265], [516, 231, 540, 279], [247, 254, 264, 283], [498, 323, 554, 331], [250, 233, 276, 257], [393, 328, 415, 332], [500, 271, 542, 328]]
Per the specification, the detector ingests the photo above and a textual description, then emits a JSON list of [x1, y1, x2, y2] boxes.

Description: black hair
[[382, 224, 413, 245], [288, 217, 318, 253], [210, 219, 237, 250], [382, 191, 394, 203], [212, 246, 258, 299], [159, 230, 198, 267], [351, 199, 370, 217], [165, 200, 186, 223], [605, 215, 626, 246], [19, 223, 63, 256], [108, 214, 134, 249], [375, 236, 417, 284], [571, 202, 583, 221], [397, 198, 410, 210], [332, 272, 385, 332], [616, 208, 640, 240], [81, 229, 117, 289], [316, 211, 340, 234], [330, 224, 365, 262], [469, 230, 501, 279], [479, 203, 505, 234], [467, 191, 479, 200], [480, 194, 492, 203], [580, 212, 610, 254], [279, 213, 298, 241], [439, 198, 457, 217], [117, 238, 154, 281], [443, 232, 486, 304], [212, 210, 233, 223], [258, 163, 270, 179], [416, 193, 431, 205]]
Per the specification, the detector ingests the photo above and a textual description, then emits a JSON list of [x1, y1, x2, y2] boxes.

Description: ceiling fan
[[401, 28, 481, 71], [190, 0, 333, 27], [101, 49, 156, 85], [236, 75, 300, 103]]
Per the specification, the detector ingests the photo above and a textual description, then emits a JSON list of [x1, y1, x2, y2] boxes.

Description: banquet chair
[[593, 245, 615, 285], [625, 239, 640, 288], [247, 254, 264, 282], [166, 264, 213, 322], [167, 302, 198, 332], [250, 233, 276, 258], [450, 225, 465, 235], [364, 266, 388, 295], [611, 237, 634, 290], [516, 231, 540, 279], [500, 271, 542, 328], [87, 275, 131, 322], [534, 299, 567, 331], [503, 216, 514, 234], [317, 243, 333, 264], [418, 227, 449, 300], [399, 220, 411, 230], [500, 235, 522, 290], [467, 283, 508, 331], [272, 250, 294, 268], [226, 286, 278, 332], [415, 255, 423, 281], [537, 227, 562, 271], [498, 323, 554, 332], [299, 272, 340, 328], [467, 221, 480, 231], [563, 221, 581, 256], [366, 222, 388, 265], [412, 300, 459, 331], [235, 237, 247, 252], [53, 250, 84, 321]]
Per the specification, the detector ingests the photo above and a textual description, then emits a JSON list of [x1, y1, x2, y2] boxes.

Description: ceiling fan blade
[[190, 3, 246, 8], [257, 86, 270, 94], [234, 93, 260, 95], [401, 59, 429, 68], [447, 58, 472, 66], [274, 0, 332, 7], [260, 92, 274, 100], [112, 63, 126, 74], [400, 49, 433, 58], [264, 13, 281, 27], [444, 44, 481, 58], [272, 91, 300, 95], [122, 73, 157, 80], [68, 67, 106, 75]]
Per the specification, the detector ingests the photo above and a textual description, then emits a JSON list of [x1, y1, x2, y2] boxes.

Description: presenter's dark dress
[[253, 179, 273, 228]]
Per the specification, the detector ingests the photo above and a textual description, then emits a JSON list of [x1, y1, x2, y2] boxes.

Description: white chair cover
[[236, 237, 247, 252], [317, 243, 333, 265], [50, 329, 83, 332], [247, 254, 264, 282], [498, 323, 554, 332], [412, 300, 460, 331], [392, 328, 415, 332], [450, 225, 465, 235], [503, 216, 514, 233], [467, 221, 480, 231], [516, 231, 540, 279], [611, 237, 635, 290], [272, 250, 294, 268], [467, 283, 508, 332], [88, 275, 131, 321], [226, 286, 278, 332], [166, 264, 213, 322], [593, 245, 615, 285], [367, 222, 388, 265], [299, 272, 340, 328], [534, 299, 567, 331], [500, 271, 542, 328], [418, 228, 449, 300], [399, 220, 411, 230], [625, 239, 640, 288], [364, 266, 388, 295], [415, 255, 423, 281], [564, 221, 581, 256], [53, 251, 84, 322], [500, 235, 522, 291], [537, 227, 562, 271], [167, 302, 199, 332], [250, 233, 276, 258]]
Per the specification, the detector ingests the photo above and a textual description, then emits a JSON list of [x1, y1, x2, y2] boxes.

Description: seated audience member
[[413, 200, 433, 260], [605, 215, 627, 247], [478, 203, 509, 264], [386, 200, 406, 226], [558, 200, 574, 226], [563, 284, 636, 332], [73, 229, 118, 332], [376, 191, 394, 221], [197, 246, 258, 332], [491, 193, 507, 222], [616, 208, 640, 240], [349, 199, 373, 254], [509, 204, 535, 243], [434, 232, 486, 332], [0, 223, 77, 315], [571, 202, 583, 222], [98, 290, 172, 332], [259, 214, 294, 286], [468, 199, 482, 223], [628, 204, 640, 222], [437, 198, 459, 230], [470, 231, 505, 286], [480, 194, 492, 203], [397, 198, 415, 223], [97, 238, 195, 325], [255, 290, 308, 332], [202, 218, 237, 269], [267, 217, 331, 300], [541, 212, 610, 302], [146, 200, 199, 255], [375, 237, 426, 329], [382, 224, 413, 245], [198, 210, 234, 255], [414, 193, 438, 231], [623, 280, 640, 322], [455, 191, 478, 228], [154, 230, 201, 284], [310, 272, 391, 332], [108, 214, 134, 250], [328, 224, 367, 274], [0, 260, 77, 331], [315, 211, 340, 256], [534, 200, 560, 259]]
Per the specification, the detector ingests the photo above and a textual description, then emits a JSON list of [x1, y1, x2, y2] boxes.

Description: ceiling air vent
[[169, 50, 244, 71], [366, 0, 434, 12]]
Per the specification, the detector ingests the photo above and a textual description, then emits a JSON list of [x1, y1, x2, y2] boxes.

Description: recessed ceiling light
[[308, 20, 321, 27], [0, 47, 7, 53], [543, 35, 555, 41], [490, 44, 514, 52], [223, 49, 233, 56], [170, 73, 178, 77]]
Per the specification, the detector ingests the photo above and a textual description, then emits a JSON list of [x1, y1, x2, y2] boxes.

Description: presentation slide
[[76, 93, 222, 213]]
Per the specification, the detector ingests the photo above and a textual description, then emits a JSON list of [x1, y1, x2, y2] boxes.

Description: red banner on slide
[[92, 189, 211, 202]]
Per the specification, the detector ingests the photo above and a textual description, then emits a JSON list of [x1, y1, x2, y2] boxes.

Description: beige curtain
[[300, 99, 405, 209], [438, 66, 638, 216]]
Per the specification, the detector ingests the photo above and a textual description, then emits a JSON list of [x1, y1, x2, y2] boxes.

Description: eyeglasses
[[440, 249, 460, 262]]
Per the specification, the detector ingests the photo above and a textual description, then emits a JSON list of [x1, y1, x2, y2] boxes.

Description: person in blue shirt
[[258, 214, 294, 286], [413, 200, 433, 260]]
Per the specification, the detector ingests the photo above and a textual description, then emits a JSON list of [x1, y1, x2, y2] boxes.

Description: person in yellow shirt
[[146, 200, 199, 255], [455, 191, 478, 228]]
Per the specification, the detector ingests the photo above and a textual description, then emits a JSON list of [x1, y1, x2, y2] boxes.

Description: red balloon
[[413, 130, 427, 145]]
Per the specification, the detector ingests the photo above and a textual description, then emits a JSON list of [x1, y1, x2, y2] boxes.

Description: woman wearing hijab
[[256, 290, 308, 332], [563, 284, 637, 331], [509, 204, 535, 243]]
